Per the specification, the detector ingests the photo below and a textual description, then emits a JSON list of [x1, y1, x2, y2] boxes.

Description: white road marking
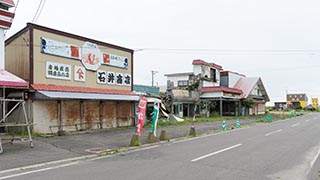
[[304, 120, 310, 122], [291, 123, 301, 127], [191, 144, 242, 162], [0, 155, 95, 175], [0, 162, 78, 180], [307, 147, 320, 175], [265, 129, 282, 136]]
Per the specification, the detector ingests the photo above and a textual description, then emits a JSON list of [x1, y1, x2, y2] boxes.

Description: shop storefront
[[5, 23, 139, 133]]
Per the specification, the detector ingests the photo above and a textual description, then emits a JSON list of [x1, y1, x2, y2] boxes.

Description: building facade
[[286, 94, 308, 109], [5, 23, 139, 133], [165, 59, 269, 117]]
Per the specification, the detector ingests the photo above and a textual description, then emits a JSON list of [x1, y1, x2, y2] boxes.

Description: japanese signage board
[[97, 71, 131, 86], [102, 53, 128, 69], [136, 97, 147, 136], [74, 66, 86, 82], [81, 42, 102, 71], [46, 61, 71, 80], [41, 38, 81, 60], [97, 70, 107, 84], [106, 71, 116, 85], [41, 38, 130, 71]]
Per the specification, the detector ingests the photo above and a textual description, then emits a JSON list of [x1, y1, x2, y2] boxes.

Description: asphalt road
[[1, 113, 320, 180]]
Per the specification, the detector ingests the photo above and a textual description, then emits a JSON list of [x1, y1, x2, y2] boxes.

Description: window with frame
[[178, 80, 189, 87], [210, 68, 217, 82]]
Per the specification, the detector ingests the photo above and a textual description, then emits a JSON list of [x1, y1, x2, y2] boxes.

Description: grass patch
[[98, 148, 127, 156]]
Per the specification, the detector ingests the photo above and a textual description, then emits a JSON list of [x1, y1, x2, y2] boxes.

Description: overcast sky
[[5, 0, 320, 104]]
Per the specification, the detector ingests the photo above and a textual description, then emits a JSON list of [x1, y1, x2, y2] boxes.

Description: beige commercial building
[[5, 23, 139, 134]]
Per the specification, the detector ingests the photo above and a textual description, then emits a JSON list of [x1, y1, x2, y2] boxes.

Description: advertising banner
[[102, 53, 128, 69], [151, 99, 161, 136], [41, 37, 81, 60], [136, 97, 147, 136]]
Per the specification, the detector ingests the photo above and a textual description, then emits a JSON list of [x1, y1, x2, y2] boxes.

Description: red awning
[[0, 69, 28, 87]]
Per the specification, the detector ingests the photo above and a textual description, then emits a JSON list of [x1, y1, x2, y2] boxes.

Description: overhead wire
[[32, 0, 46, 23]]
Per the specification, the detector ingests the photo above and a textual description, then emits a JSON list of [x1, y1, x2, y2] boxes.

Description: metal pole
[[2, 88, 5, 123], [151, 70, 158, 87], [220, 97, 223, 116]]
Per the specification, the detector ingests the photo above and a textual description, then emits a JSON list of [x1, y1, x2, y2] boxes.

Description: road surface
[[1, 113, 320, 180]]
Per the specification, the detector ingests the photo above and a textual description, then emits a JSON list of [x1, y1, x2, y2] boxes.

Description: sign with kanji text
[[102, 52, 128, 69], [136, 97, 147, 136], [96, 71, 131, 86], [116, 73, 124, 85], [74, 66, 86, 82], [97, 70, 107, 84], [106, 71, 116, 85], [46, 61, 71, 80], [123, 74, 131, 86]]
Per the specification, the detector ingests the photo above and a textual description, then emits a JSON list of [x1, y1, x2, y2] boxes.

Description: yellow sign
[[312, 98, 319, 108]]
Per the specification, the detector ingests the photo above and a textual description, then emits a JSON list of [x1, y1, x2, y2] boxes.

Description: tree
[[242, 98, 254, 108], [242, 98, 254, 115]]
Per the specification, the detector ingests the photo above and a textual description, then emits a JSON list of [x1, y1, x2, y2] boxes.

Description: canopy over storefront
[[0, 69, 28, 87]]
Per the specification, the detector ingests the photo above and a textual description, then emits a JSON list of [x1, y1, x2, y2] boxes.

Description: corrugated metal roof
[[36, 91, 140, 101], [31, 84, 134, 95], [233, 77, 270, 101], [234, 77, 259, 98], [0, 69, 28, 87]]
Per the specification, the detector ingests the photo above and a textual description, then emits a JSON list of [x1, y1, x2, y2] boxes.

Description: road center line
[[191, 144, 242, 162], [265, 129, 282, 136], [291, 123, 301, 127]]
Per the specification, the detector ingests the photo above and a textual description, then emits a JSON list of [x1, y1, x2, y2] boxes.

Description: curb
[[0, 155, 96, 175]]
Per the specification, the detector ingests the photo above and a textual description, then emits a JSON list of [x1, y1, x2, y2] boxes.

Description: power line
[[134, 48, 320, 55], [32, 0, 46, 23]]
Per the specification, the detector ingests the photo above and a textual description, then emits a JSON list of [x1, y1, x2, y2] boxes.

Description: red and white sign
[[0, 9, 15, 29], [81, 42, 102, 71], [74, 66, 86, 82], [136, 97, 147, 136]]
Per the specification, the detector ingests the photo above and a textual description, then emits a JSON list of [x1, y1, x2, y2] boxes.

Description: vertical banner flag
[[136, 97, 147, 136], [151, 99, 161, 137]]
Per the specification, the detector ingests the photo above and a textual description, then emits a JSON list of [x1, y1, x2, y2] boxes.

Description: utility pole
[[151, 70, 158, 87]]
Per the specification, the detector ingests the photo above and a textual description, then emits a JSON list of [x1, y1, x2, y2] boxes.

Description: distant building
[[286, 94, 308, 109], [312, 98, 319, 109], [165, 59, 269, 117], [274, 102, 287, 110], [133, 85, 160, 97]]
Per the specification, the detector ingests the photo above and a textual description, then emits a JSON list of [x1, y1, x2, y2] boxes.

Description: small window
[[178, 80, 188, 87], [210, 68, 217, 82]]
